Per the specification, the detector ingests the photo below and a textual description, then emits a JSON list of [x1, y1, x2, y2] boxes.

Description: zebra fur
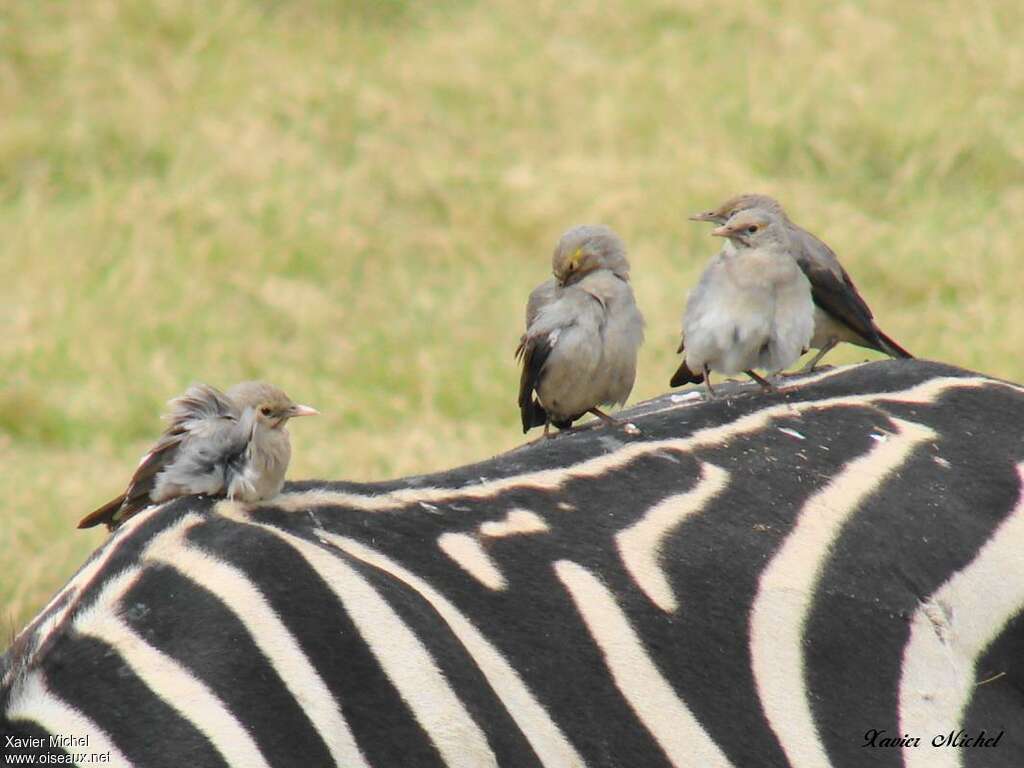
[[2, 360, 1023, 767]]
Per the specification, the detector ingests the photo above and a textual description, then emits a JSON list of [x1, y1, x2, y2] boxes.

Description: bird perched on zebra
[[77, 381, 318, 530], [689, 193, 912, 371], [517, 225, 645, 437], [671, 208, 814, 397]]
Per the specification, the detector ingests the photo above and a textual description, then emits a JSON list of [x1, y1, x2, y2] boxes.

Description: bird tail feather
[[77, 495, 125, 530], [875, 329, 913, 359], [670, 361, 704, 388], [520, 398, 548, 433]]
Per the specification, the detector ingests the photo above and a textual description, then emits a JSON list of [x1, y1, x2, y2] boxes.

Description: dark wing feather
[[791, 227, 912, 356], [517, 333, 555, 433], [793, 229, 873, 327], [76, 494, 127, 530], [874, 328, 913, 359], [77, 436, 185, 530], [670, 360, 704, 388]]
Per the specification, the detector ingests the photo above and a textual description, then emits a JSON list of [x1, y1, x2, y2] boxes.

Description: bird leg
[[745, 370, 775, 392], [588, 407, 620, 427], [703, 366, 715, 400], [588, 407, 641, 436], [543, 418, 554, 439], [800, 338, 838, 374]]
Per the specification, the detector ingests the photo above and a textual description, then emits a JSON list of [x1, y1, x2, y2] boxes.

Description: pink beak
[[711, 225, 732, 237], [289, 404, 319, 418]]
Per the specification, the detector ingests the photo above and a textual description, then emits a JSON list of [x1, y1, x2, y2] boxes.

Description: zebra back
[[3, 360, 1023, 767]]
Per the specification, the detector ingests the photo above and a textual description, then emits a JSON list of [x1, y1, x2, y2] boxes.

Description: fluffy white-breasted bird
[[689, 194, 911, 370], [78, 381, 317, 530], [671, 208, 814, 396]]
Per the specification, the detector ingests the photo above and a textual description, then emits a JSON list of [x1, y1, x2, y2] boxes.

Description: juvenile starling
[[671, 208, 814, 397], [690, 194, 911, 371], [78, 381, 317, 530], [518, 225, 645, 436]]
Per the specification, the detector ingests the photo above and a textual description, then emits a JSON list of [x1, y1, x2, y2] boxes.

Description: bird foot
[[796, 362, 835, 375], [586, 408, 641, 435]]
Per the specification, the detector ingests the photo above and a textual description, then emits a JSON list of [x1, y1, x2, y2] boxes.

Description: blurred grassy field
[[3, 0, 1024, 639]]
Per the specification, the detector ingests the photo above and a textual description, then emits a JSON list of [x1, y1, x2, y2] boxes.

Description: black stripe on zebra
[[805, 382, 1024, 768], [183, 516, 456, 768], [2, 359, 1023, 768]]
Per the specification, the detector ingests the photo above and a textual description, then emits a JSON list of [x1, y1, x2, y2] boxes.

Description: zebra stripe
[[141, 515, 367, 766], [0, 508, 156, 692], [751, 417, 936, 768], [615, 461, 729, 613], [264, 374, 1009, 515], [554, 559, 734, 767], [479, 509, 550, 538], [254, 520, 498, 768], [4, 673, 128, 764], [900, 462, 1024, 768], [328, 533, 588, 768], [3, 362, 1023, 767], [74, 566, 272, 768], [438, 532, 508, 590]]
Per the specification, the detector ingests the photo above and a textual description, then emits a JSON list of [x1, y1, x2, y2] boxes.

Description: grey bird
[[78, 381, 318, 530], [670, 208, 814, 397], [517, 225, 645, 436], [689, 194, 911, 371]]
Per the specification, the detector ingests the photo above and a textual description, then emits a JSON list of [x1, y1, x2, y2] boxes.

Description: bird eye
[[260, 406, 272, 416], [746, 225, 758, 234]]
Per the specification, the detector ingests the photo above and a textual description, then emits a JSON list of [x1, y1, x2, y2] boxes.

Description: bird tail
[[77, 494, 125, 530], [670, 361, 704, 388], [520, 398, 548, 434], [875, 328, 913, 359]]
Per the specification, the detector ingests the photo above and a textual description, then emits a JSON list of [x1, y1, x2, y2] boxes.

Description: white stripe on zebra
[[3, 506, 161, 689], [73, 564, 272, 768], [259, 525, 498, 768], [327, 533, 588, 768], [479, 509, 549, 538], [267, 376, 1006, 514], [554, 559, 735, 768], [438, 532, 507, 590], [5, 672, 130, 765], [899, 462, 1024, 768], [142, 522, 368, 768], [750, 418, 935, 768], [616, 462, 729, 612]]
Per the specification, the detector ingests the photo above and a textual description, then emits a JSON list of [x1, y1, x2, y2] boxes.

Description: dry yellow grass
[[3, 0, 1024, 638]]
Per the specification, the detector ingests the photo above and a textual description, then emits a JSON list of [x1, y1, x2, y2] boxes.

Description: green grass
[[3, 0, 1024, 639]]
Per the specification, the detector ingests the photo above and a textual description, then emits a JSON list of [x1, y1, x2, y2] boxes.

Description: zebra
[[2, 359, 1022, 767]]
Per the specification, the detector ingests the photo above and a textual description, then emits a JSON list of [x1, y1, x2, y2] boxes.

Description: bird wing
[[129, 384, 240, 499], [516, 289, 602, 430], [524, 278, 560, 329], [162, 406, 256, 500], [791, 227, 884, 348], [78, 384, 239, 529]]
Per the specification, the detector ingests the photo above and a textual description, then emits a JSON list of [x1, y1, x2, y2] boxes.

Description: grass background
[[3, 0, 1023, 640]]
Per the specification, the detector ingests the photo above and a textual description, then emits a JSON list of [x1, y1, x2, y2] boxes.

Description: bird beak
[[689, 211, 716, 222], [289, 404, 319, 418], [711, 224, 732, 238]]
